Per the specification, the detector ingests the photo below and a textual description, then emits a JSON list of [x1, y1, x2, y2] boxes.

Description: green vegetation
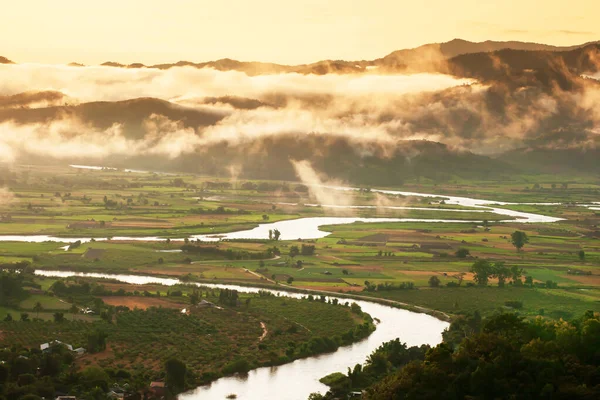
[[1, 165, 600, 398], [0, 269, 374, 398], [311, 311, 600, 399]]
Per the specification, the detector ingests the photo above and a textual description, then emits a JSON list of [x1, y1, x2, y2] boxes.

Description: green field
[[1, 165, 599, 322]]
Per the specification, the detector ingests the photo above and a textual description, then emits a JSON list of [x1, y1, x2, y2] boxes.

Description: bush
[[504, 301, 523, 309], [222, 358, 251, 375], [428, 276, 441, 287], [455, 248, 470, 258]]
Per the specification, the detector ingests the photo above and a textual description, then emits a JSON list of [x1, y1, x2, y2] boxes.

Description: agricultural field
[[0, 276, 374, 384], [0, 164, 599, 324]]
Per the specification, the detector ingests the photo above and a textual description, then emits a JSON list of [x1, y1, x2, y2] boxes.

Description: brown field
[[564, 274, 600, 285], [84, 248, 105, 259], [111, 221, 173, 228], [100, 296, 185, 310], [300, 285, 364, 293], [75, 343, 115, 370], [101, 283, 169, 293]]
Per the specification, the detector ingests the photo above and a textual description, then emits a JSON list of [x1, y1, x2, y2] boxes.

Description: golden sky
[[3, 0, 598, 65]]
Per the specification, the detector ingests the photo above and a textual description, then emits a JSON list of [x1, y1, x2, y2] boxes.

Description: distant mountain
[[3, 39, 600, 182], [0, 56, 13, 64], [93, 39, 599, 76], [0, 91, 67, 108], [2, 39, 598, 76], [499, 147, 600, 174], [0, 97, 224, 138], [376, 38, 598, 70], [445, 43, 600, 88]]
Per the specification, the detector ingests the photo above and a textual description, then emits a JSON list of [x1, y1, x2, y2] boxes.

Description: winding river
[[34, 270, 448, 400], [0, 186, 562, 245], [11, 183, 574, 398]]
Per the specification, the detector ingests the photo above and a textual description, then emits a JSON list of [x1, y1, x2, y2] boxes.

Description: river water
[[0, 186, 562, 245], [34, 270, 448, 400], [20, 184, 569, 399]]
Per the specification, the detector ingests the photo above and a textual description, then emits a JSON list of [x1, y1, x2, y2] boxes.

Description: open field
[[0, 164, 599, 323]]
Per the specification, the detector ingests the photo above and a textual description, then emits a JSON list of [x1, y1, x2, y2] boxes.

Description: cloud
[[0, 91, 68, 109], [291, 160, 354, 208], [0, 57, 599, 169], [556, 30, 596, 36], [0, 63, 471, 103]]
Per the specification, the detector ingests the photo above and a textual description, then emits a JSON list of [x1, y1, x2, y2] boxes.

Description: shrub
[[504, 301, 523, 309]]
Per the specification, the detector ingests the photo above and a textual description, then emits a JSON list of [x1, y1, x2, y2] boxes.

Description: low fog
[[0, 56, 599, 181]]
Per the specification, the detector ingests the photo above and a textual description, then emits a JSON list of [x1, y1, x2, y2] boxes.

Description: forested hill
[[311, 311, 600, 400]]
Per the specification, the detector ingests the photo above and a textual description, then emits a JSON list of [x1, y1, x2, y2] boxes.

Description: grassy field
[[0, 164, 599, 322]]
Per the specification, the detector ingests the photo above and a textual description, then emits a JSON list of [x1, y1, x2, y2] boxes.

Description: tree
[[456, 272, 466, 286], [301, 244, 316, 255], [190, 291, 199, 305], [510, 265, 523, 285], [287, 277, 294, 285], [20, 313, 29, 321], [4, 313, 12, 322], [289, 245, 300, 259], [493, 262, 510, 287], [70, 304, 78, 320], [510, 231, 529, 251], [268, 229, 273, 241], [455, 248, 470, 258], [273, 229, 281, 241], [165, 358, 187, 394], [470, 259, 493, 286], [87, 329, 108, 353], [428, 276, 441, 288], [53, 312, 65, 323], [524, 276, 533, 287], [33, 302, 43, 318], [578, 250, 585, 261]]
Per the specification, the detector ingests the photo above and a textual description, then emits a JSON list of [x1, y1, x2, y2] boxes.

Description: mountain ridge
[[3, 39, 599, 76]]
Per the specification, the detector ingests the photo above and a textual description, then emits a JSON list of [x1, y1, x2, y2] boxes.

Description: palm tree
[[33, 302, 43, 319], [70, 304, 79, 320]]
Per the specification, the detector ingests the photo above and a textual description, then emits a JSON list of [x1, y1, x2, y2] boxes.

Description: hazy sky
[[3, 0, 598, 65]]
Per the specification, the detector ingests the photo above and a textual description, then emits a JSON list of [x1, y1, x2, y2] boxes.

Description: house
[[56, 396, 76, 400], [196, 300, 217, 308], [73, 347, 86, 356], [107, 389, 125, 400], [41, 340, 73, 352]]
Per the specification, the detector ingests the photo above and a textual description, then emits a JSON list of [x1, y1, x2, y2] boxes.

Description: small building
[[56, 396, 77, 400], [196, 300, 217, 308], [150, 382, 166, 398], [41, 340, 73, 352], [73, 347, 86, 356]]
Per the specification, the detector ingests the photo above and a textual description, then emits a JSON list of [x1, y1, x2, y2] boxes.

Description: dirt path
[[259, 322, 268, 341], [244, 268, 276, 283]]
